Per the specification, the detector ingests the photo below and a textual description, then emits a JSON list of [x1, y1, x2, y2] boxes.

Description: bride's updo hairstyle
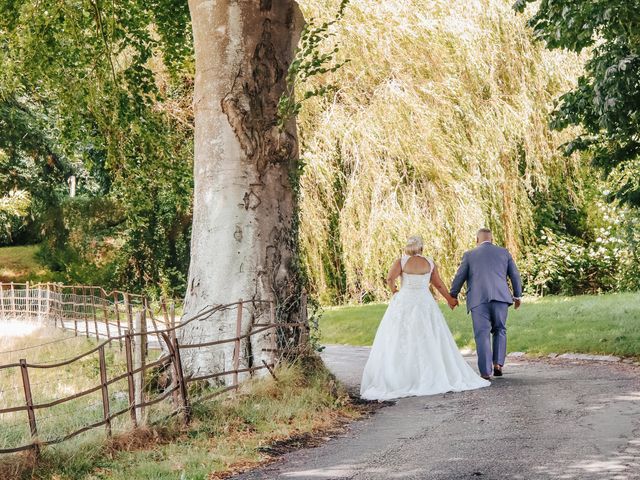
[[404, 235, 424, 256]]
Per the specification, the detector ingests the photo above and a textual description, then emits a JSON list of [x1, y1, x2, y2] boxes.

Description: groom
[[449, 228, 522, 380]]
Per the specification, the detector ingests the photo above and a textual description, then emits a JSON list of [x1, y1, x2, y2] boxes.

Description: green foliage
[[277, 0, 350, 128], [515, 0, 640, 206], [523, 205, 640, 296], [0, 0, 194, 296], [0, 190, 30, 244], [320, 292, 640, 357], [0, 97, 72, 244], [0, 244, 52, 282]]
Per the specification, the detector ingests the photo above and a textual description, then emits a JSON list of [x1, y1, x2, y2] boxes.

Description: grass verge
[[1, 355, 360, 480], [319, 292, 640, 357], [0, 325, 163, 457], [0, 245, 52, 283]]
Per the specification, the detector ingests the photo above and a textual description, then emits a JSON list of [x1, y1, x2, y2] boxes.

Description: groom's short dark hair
[[476, 228, 493, 242]]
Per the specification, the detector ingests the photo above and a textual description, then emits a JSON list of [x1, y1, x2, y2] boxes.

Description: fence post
[[55, 283, 60, 327], [20, 359, 39, 456], [113, 292, 123, 349], [233, 300, 243, 388], [100, 290, 111, 340], [25, 281, 30, 317], [50, 284, 55, 328], [82, 286, 89, 338], [45, 283, 51, 324], [143, 297, 161, 348], [0, 284, 5, 320], [90, 290, 100, 341], [167, 304, 180, 411], [142, 298, 153, 354], [71, 286, 78, 336], [124, 331, 137, 428], [125, 293, 133, 333], [45, 283, 50, 317], [170, 322, 190, 425], [58, 283, 65, 330], [160, 298, 170, 327], [98, 346, 112, 437], [36, 283, 41, 320], [133, 312, 146, 423], [10, 282, 16, 317]]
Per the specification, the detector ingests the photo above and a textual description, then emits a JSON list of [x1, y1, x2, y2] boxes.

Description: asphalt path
[[233, 345, 640, 480]]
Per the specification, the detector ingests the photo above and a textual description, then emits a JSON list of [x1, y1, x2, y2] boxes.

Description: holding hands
[[447, 296, 459, 310]]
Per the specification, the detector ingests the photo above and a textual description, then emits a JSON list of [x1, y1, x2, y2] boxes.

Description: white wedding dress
[[360, 255, 490, 400]]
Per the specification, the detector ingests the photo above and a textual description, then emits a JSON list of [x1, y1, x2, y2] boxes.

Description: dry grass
[[1, 356, 359, 480], [0, 245, 51, 283], [0, 324, 141, 457], [297, 0, 586, 303]]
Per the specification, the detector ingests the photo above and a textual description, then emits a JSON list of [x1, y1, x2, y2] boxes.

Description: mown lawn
[[319, 292, 640, 357], [0, 244, 52, 283]]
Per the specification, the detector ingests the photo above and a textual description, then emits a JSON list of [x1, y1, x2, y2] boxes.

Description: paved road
[[234, 345, 640, 480]]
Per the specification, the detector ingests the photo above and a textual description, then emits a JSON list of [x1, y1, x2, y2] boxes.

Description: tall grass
[[0, 325, 164, 456], [297, 0, 585, 303], [1, 356, 356, 480]]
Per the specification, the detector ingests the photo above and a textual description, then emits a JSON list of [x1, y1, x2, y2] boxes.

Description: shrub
[[523, 204, 640, 295]]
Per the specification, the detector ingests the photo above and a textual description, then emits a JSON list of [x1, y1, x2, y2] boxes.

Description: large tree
[[515, 0, 640, 206], [178, 1, 305, 380]]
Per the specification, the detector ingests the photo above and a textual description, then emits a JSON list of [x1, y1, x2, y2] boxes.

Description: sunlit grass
[[0, 325, 164, 457], [2, 356, 357, 480], [0, 245, 52, 283], [319, 292, 640, 357]]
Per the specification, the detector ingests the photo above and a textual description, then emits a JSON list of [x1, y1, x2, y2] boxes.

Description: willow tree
[[178, 1, 305, 380]]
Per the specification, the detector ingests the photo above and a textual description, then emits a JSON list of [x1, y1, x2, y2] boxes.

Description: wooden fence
[[0, 282, 179, 351], [0, 284, 308, 456]]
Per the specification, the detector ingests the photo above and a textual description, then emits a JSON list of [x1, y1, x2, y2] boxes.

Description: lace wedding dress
[[360, 255, 490, 400]]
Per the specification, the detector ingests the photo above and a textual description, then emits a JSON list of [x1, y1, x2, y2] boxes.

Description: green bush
[[523, 207, 640, 296]]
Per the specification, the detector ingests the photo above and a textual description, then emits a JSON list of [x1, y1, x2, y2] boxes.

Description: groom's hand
[[447, 297, 459, 310], [514, 298, 521, 310]]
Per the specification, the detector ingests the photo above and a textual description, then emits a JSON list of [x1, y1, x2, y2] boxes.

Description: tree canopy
[[0, 0, 194, 294], [1, 0, 638, 300], [515, 0, 640, 206]]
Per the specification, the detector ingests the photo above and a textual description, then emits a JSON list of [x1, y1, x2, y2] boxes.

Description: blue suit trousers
[[470, 301, 509, 376]]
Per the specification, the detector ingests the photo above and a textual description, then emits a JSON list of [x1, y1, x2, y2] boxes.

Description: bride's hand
[[447, 297, 458, 310]]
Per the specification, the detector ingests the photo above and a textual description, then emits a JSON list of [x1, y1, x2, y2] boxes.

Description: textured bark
[[180, 0, 304, 382]]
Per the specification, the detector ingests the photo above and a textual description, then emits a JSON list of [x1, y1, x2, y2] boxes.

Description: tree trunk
[[180, 0, 304, 383]]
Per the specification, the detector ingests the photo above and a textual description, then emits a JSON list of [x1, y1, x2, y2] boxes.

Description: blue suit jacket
[[450, 242, 523, 312]]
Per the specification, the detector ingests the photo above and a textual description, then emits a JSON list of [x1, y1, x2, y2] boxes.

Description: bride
[[360, 235, 490, 400]]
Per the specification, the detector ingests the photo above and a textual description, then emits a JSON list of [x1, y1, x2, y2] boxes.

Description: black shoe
[[493, 366, 503, 377]]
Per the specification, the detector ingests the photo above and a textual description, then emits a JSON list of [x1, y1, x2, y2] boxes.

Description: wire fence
[[0, 283, 309, 457], [0, 282, 180, 352]]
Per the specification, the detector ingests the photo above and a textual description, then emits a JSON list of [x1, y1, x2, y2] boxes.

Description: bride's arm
[[387, 259, 402, 294], [430, 264, 458, 309]]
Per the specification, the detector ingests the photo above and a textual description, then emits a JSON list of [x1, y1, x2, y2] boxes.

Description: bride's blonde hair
[[404, 235, 424, 256]]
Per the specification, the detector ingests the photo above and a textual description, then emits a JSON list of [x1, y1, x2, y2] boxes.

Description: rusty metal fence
[[0, 283, 308, 456]]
